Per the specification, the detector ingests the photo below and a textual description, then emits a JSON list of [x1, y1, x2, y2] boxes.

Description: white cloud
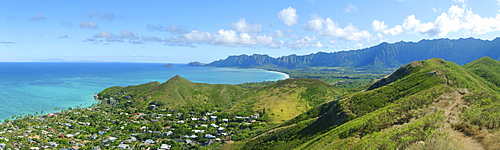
[[121, 30, 138, 39], [0, 41, 16, 44], [106, 38, 123, 42], [372, 20, 388, 32], [396, 5, 500, 36], [29, 13, 46, 21], [377, 33, 384, 39], [146, 25, 188, 34], [231, 18, 262, 33], [345, 4, 358, 13], [287, 36, 323, 49], [402, 15, 436, 35], [304, 17, 371, 41], [167, 25, 188, 34], [270, 30, 287, 37], [278, 7, 299, 26], [383, 25, 403, 35], [304, 17, 323, 31], [169, 29, 274, 47], [101, 14, 116, 20], [80, 21, 98, 29], [355, 43, 363, 49], [141, 36, 163, 42], [373, 20, 403, 36], [93, 31, 115, 38]]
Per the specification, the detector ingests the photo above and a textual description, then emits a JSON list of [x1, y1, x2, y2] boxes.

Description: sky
[[1, 0, 500, 63]]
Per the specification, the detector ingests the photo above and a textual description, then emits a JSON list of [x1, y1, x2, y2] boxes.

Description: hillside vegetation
[[228, 57, 500, 150], [98, 75, 345, 124]]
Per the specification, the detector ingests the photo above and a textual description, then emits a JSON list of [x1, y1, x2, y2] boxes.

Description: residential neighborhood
[[0, 101, 267, 149]]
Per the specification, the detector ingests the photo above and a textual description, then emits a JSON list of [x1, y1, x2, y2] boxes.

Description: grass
[[234, 57, 500, 149]]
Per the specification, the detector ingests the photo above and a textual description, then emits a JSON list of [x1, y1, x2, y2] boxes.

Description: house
[[192, 130, 205, 133], [116, 144, 130, 149], [200, 116, 207, 121], [108, 137, 118, 142], [222, 119, 229, 122], [159, 144, 171, 149], [48, 141, 58, 147], [163, 131, 173, 136], [0, 143, 6, 149], [204, 134, 216, 138], [90, 134, 98, 139], [144, 139, 155, 144]]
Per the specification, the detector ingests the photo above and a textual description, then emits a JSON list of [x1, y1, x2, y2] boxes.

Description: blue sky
[[1, 0, 500, 63]]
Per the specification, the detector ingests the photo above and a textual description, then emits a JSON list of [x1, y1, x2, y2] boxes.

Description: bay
[[0, 62, 288, 120]]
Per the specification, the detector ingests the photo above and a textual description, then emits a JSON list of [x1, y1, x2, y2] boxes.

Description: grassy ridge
[[233, 57, 500, 149], [464, 56, 500, 90]]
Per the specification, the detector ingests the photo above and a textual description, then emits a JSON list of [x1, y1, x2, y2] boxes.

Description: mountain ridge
[[193, 37, 500, 69]]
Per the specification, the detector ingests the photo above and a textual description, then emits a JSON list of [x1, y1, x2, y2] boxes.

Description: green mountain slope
[[97, 75, 345, 123], [200, 38, 500, 69], [230, 79, 345, 123], [98, 75, 247, 112], [464, 56, 500, 89], [232, 58, 500, 149]]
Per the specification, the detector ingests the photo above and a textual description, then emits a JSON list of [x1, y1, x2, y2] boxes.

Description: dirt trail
[[441, 91, 485, 150]]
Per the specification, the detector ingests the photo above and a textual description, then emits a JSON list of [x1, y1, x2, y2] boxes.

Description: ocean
[[0, 62, 288, 121]]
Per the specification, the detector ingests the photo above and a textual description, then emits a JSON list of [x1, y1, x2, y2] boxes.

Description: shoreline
[[267, 70, 291, 79]]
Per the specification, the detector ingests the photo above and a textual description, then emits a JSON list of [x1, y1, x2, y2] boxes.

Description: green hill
[[97, 75, 345, 124], [230, 58, 500, 150], [230, 79, 345, 123], [464, 56, 500, 90]]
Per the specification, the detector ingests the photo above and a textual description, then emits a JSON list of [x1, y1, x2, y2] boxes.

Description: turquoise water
[[0, 63, 287, 120]]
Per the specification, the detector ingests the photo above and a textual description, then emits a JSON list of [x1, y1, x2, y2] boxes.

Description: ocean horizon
[[0, 62, 288, 121]]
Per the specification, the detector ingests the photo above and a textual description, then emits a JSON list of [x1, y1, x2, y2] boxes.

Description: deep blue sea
[[0, 62, 288, 120]]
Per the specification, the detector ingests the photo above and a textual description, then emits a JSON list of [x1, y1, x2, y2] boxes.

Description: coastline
[[267, 70, 291, 79]]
